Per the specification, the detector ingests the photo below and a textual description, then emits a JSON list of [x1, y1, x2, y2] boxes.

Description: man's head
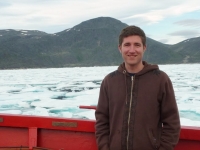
[[118, 26, 146, 73], [119, 25, 146, 47]]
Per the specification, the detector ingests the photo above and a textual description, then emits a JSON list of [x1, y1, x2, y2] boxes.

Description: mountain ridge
[[0, 17, 199, 69]]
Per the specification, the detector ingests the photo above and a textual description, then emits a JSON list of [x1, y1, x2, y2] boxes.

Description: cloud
[[169, 30, 200, 38], [3, 0, 199, 27], [0, 0, 200, 43], [0, 0, 148, 32], [0, 1, 11, 8], [174, 19, 200, 28], [121, 0, 200, 25], [158, 39, 169, 44]]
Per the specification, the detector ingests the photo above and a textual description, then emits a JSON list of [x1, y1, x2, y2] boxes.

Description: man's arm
[[95, 79, 110, 150], [160, 76, 181, 150]]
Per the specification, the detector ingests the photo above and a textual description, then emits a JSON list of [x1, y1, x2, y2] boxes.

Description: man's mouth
[[128, 55, 137, 57]]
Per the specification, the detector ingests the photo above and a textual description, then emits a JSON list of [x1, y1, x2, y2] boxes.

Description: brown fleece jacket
[[95, 61, 180, 150]]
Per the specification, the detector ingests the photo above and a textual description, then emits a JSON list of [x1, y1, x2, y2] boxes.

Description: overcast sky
[[0, 0, 200, 44]]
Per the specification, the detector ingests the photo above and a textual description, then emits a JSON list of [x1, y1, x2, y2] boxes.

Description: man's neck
[[125, 62, 144, 73]]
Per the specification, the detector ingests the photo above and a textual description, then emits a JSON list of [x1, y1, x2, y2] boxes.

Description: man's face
[[118, 35, 146, 68]]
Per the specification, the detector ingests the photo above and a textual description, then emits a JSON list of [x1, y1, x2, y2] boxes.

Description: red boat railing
[[0, 106, 200, 150], [79, 105, 97, 110], [0, 113, 96, 150]]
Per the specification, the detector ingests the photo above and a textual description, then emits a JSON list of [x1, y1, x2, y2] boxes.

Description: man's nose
[[129, 45, 136, 52]]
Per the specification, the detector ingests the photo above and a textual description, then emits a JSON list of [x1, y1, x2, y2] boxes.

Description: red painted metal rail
[[0, 106, 200, 150], [0, 113, 96, 150], [79, 105, 97, 110]]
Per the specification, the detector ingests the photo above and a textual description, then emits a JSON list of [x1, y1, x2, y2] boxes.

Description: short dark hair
[[119, 25, 146, 46]]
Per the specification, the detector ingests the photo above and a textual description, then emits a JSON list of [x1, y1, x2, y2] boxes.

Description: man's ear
[[118, 45, 122, 53], [143, 45, 147, 52]]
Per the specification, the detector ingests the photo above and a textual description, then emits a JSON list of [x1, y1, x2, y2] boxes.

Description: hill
[[168, 37, 200, 63], [0, 17, 199, 69]]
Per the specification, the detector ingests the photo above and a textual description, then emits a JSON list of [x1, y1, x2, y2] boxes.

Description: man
[[95, 26, 180, 150]]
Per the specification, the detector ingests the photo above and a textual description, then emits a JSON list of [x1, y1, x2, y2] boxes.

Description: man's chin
[[126, 60, 142, 66]]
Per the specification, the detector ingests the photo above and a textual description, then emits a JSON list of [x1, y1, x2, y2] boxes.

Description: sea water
[[0, 64, 200, 127]]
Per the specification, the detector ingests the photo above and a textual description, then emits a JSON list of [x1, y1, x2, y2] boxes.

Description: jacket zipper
[[127, 76, 134, 150]]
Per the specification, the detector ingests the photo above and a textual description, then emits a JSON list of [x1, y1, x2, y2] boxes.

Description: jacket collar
[[118, 61, 159, 76]]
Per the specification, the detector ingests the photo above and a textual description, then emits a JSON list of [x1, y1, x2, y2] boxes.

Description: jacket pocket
[[109, 131, 121, 150], [148, 129, 160, 150]]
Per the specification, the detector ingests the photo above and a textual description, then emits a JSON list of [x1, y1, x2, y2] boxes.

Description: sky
[[0, 0, 200, 44]]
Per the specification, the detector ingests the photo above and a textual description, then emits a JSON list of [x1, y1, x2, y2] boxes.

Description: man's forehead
[[122, 36, 143, 43]]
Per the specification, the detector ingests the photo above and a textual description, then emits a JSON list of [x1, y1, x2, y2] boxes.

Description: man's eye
[[124, 44, 130, 46]]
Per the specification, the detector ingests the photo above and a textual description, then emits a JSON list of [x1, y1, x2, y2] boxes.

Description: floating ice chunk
[[21, 86, 45, 92], [0, 86, 20, 93], [180, 118, 200, 126], [31, 98, 55, 108], [78, 82, 99, 88], [191, 90, 200, 94], [17, 101, 30, 108], [0, 110, 21, 114], [178, 101, 200, 110], [35, 107, 49, 116], [49, 107, 78, 114], [60, 111, 73, 118], [50, 92, 66, 99], [31, 98, 78, 108], [23, 107, 49, 116], [54, 83, 75, 92], [173, 88, 179, 92], [73, 110, 95, 120], [0, 92, 41, 102], [84, 88, 99, 94], [187, 80, 200, 86], [49, 113, 58, 117], [177, 87, 193, 92], [7, 87, 22, 93], [192, 107, 200, 115], [0, 102, 18, 108]]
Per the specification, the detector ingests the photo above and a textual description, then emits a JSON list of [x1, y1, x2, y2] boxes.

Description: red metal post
[[29, 127, 37, 150]]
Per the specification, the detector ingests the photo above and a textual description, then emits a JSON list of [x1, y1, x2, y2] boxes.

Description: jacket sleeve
[[95, 78, 110, 150], [159, 75, 181, 150]]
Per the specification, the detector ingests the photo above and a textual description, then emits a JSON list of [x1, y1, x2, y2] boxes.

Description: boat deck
[[0, 109, 200, 150]]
